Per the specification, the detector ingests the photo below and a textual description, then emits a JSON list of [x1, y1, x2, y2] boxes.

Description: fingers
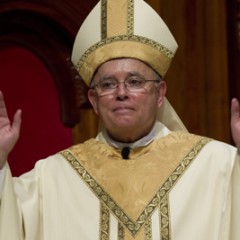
[[0, 90, 8, 116], [231, 98, 240, 124], [230, 98, 240, 149], [0, 91, 22, 132], [12, 109, 22, 134]]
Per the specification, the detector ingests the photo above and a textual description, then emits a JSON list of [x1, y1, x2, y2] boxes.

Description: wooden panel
[[227, 0, 240, 105], [147, 0, 231, 143], [203, 0, 230, 142]]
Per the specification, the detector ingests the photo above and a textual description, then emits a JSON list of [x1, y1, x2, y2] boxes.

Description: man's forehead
[[91, 58, 156, 83], [97, 58, 154, 73], [98, 72, 146, 81]]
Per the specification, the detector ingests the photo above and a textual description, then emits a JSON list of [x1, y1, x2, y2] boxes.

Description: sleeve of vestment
[[0, 161, 43, 240], [229, 153, 240, 240], [0, 166, 6, 198]]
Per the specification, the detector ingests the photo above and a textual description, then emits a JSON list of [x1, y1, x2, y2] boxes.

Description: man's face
[[88, 58, 166, 142]]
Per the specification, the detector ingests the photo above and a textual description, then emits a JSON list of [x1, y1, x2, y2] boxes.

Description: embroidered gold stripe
[[118, 219, 152, 239], [62, 137, 211, 238], [107, 0, 128, 37], [101, 0, 134, 39], [127, 0, 134, 35], [118, 223, 125, 240], [76, 34, 174, 73], [144, 218, 152, 240], [159, 196, 170, 240], [101, 0, 107, 39], [100, 202, 110, 240]]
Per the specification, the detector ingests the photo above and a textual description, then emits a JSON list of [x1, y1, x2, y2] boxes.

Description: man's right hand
[[0, 91, 22, 169]]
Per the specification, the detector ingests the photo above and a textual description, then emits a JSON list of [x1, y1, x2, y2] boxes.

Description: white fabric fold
[[96, 120, 170, 148]]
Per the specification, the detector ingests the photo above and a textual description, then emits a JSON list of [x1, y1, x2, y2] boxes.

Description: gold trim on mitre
[[102, 0, 130, 38], [77, 37, 174, 86]]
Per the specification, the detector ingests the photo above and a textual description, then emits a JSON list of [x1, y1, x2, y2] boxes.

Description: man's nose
[[115, 82, 129, 100], [116, 82, 128, 95]]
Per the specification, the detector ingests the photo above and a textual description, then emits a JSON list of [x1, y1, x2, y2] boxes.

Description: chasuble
[[0, 132, 239, 240]]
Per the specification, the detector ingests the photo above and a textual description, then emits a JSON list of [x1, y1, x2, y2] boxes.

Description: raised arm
[[0, 91, 22, 169], [231, 98, 240, 150]]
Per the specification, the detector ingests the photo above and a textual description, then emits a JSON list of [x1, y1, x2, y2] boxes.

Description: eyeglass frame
[[90, 77, 162, 96]]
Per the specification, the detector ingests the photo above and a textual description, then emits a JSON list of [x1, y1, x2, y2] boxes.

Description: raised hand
[[0, 91, 22, 169], [231, 98, 240, 150]]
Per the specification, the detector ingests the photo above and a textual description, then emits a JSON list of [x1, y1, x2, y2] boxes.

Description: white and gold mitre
[[71, 0, 178, 86]]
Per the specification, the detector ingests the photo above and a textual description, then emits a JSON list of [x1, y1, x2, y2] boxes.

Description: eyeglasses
[[91, 77, 161, 96]]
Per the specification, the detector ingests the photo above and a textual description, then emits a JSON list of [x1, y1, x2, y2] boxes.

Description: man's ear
[[157, 81, 167, 108], [88, 89, 99, 115]]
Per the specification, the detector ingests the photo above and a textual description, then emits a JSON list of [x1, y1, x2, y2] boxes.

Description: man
[[0, 0, 240, 239]]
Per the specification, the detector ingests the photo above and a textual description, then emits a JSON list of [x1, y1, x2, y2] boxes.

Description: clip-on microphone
[[121, 146, 131, 160]]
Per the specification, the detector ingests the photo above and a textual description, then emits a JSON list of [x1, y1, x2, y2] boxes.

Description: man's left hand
[[231, 98, 240, 150]]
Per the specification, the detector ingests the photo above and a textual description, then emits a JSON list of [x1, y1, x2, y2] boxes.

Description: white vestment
[[0, 126, 239, 240]]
